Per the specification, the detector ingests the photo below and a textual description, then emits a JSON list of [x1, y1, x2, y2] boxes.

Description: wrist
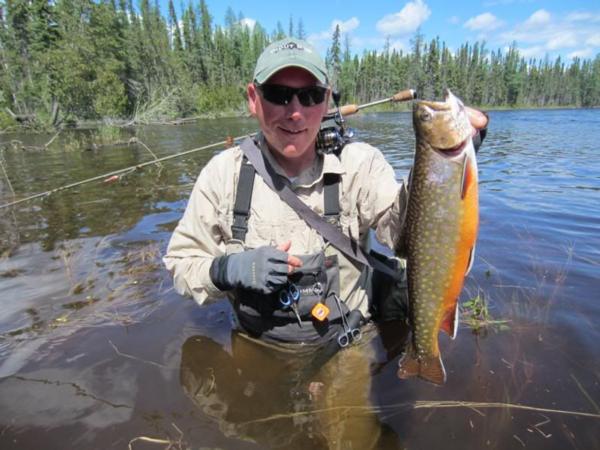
[[209, 255, 233, 291]]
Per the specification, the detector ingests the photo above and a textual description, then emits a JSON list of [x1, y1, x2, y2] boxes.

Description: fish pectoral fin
[[460, 151, 476, 200], [398, 350, 447, 385], [440, 301, 460, 339]]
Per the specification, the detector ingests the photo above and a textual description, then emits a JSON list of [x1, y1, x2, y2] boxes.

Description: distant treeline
[[1, 0, 599, 128]]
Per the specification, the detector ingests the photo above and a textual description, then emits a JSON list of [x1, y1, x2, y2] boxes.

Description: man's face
[[247, 67, 330, 166]]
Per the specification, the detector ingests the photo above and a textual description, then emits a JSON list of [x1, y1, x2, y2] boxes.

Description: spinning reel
[[316, 90, 354, 156]]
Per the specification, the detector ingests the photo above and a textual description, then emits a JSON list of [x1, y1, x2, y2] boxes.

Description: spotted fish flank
[[397, 90, 479, 385]]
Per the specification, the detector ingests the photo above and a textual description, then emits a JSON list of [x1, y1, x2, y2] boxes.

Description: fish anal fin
[[440, 301, 459, 339], [398, 351, 447, 385], [465, 244, 476, 276]]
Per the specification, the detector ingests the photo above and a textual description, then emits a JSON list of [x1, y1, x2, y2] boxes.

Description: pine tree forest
[[1, 0, 599, 129]]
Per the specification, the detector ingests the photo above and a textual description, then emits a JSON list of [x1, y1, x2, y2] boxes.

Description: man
[[164, 37, 486, 344], [165, 37, 487, 447]]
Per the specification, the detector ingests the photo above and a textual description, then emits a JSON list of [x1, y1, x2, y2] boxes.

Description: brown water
[[0, 110, 598, 449]]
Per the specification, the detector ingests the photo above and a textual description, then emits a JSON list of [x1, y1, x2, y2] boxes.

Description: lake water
[[0, 109, 598, 449]]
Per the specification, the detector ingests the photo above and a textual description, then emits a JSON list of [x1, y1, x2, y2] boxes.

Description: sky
[[168, 0, 600, 62]]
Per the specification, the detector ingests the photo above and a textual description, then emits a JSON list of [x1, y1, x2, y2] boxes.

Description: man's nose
[[286, 95, 304, 120]]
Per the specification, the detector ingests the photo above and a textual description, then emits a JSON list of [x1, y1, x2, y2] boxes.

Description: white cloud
[[546, 32, 577, 50], [497, 8, 600, 60], [568, 48, 594, 59], [307, 17, 361, 54], [566, 12, 600, 22], [376, 0, 431, 36], [518, 45, 545, 59], [448, 16, 460, 25], [586, 34, 600, 46], [464, 12, 504, 31], [239, 18, 256, 29], [332, 17, 360, 34], [309, 17, 360, 42], [524, 9, 551, 27]]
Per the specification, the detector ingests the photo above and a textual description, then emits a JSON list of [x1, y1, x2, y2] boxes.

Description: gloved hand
[[210, 246, 294, 294]]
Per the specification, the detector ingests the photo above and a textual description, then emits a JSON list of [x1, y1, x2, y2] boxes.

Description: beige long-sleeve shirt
[[163, 136, 408, 318]]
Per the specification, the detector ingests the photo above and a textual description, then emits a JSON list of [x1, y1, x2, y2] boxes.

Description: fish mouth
[[435, 138, 468, 158]]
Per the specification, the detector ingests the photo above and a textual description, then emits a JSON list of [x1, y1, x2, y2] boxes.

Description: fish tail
[[397, 347, 447, 385]]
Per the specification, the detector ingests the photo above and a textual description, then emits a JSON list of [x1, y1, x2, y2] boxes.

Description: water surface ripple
[[0, 109, 598, 449]]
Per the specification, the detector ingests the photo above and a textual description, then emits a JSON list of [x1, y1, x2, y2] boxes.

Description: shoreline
[[2, 104, 598, 134]]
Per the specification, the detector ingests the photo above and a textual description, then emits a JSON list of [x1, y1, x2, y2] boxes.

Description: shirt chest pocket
[[244, 214, 324, 254]]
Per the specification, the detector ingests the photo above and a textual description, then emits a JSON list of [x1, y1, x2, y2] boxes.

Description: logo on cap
[[270, 41, 312, 54]]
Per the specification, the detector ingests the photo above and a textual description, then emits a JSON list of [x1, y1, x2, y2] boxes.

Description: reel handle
[[392, 89, 417, 102]]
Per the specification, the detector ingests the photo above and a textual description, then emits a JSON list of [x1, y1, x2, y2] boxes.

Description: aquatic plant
[[461, 291, 510, 335], [93, 125, 122, 146]]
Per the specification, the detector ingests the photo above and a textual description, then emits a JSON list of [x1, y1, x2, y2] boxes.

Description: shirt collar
[[256, 133, 345, 189]]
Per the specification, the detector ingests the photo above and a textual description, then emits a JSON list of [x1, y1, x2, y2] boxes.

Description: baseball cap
[[253, 38, 329, 85]]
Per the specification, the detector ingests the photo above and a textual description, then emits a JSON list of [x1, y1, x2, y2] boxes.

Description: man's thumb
[[276, 240, 292, 252]]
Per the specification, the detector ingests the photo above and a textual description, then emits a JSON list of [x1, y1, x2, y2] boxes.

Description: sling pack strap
[[232, 158, 340, 241], [231, 156, 256, 241], [239, 137, 399, 279], [323, 173, 340, 225]]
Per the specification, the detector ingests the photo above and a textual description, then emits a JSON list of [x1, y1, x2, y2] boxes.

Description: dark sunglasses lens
[[259, 85, 293, 105], [297, 87, 326, 106], [258, 85, 326, 106]]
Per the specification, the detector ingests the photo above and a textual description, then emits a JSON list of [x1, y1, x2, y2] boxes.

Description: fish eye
[[419, 110, 432, 122]]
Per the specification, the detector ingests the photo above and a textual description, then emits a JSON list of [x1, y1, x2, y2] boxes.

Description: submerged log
[[5, 107, 35, 124]]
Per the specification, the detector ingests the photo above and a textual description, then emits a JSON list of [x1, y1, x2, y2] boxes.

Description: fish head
[[413, 89, 472, 155]]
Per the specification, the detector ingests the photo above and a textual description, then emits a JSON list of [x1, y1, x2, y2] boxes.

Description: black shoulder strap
[[231, 154, 341, 240], [323, 173, 340, 225], [239, 137, 398, 279], [231, 155, 255, 241]]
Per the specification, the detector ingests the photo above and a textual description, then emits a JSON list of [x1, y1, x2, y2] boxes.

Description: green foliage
[[326, 25, 342, 86], [93, 70, 128, 117], [196, 84, 246, 116], [0, 110, 17, 130], [93, 124, 121, 145], [1, 0, 599, 128]]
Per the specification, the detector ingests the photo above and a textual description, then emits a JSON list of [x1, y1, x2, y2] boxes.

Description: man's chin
[[282, 144, 312, 157]]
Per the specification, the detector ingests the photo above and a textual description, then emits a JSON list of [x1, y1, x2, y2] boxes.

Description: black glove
[[209, 246, 289, 294]]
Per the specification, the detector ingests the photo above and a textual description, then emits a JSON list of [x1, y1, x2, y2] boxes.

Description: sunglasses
[[255, 83, 328, 107]]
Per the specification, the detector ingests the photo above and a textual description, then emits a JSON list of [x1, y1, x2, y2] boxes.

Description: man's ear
[[247, 83, 258, 116]]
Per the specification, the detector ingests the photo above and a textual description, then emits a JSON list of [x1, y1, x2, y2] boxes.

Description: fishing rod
[[0, 89, 416, 210], [329, 88, 416, 117], [317, 88, 417, 155]]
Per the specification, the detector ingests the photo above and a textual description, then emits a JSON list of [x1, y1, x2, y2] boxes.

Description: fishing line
[[0, 133, 255, 210], [0, 89, 416, 210]]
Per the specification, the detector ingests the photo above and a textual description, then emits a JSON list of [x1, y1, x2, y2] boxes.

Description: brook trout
[[397, 90, 479, 385]]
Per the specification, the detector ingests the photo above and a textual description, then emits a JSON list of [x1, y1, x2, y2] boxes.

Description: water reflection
[[1, 110, 599, 449], [180, 319, 410, 450]]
